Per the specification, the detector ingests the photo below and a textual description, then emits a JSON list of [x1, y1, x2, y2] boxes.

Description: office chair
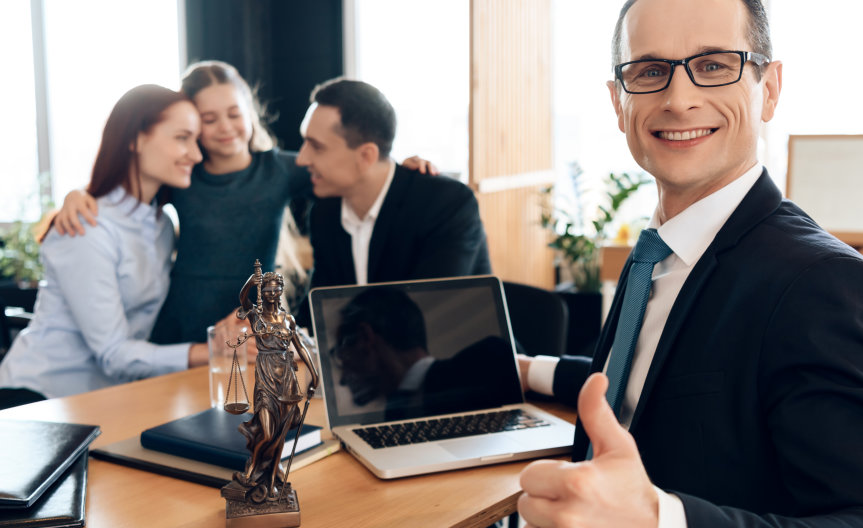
[[0, 388, 46, 410], [0, 284, 43, 408], [0, 283, 38, 356], [502, 281, 568, 357]]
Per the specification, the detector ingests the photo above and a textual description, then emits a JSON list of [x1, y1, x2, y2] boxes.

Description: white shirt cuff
[[655, 486, 687, 528], [526, 355, 559, 396]]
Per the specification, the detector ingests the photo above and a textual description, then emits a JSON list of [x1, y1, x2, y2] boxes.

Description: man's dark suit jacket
[[385, 336, 522, 421], [554, 171, 863, 526], [296, 164, 491, 328]]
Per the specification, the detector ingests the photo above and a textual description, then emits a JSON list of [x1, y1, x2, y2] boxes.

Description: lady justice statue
[[221, 260, 320, 527]]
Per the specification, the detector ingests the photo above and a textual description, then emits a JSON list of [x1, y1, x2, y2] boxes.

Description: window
[[347, 0, 469, 179], [551, 1, 654, 231], [2, 1, 40, 222], [346, 1, 656, 229], [1, 0, 181, 223]]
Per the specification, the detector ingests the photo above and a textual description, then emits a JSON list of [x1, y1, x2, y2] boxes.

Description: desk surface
[[0, 367, 576, 528]]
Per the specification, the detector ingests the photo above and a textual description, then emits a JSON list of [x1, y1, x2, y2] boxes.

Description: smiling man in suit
[[517, 0, 863, 526], [294, 79, 490, 328]]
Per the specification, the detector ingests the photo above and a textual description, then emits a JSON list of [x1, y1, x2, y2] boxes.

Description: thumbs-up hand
[[517, 373, 659, 528]]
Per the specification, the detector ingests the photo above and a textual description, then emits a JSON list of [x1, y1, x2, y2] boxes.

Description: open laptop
[[309, 275, 575, 479]]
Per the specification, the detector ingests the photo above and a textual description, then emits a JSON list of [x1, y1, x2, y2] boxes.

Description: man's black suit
[[555, 171, 863, 526], [296, 164, 491, 327], [385, 336, 522, 421]]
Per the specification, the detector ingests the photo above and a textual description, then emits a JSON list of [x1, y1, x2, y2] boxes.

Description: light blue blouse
[[0, 187, 190, 398]]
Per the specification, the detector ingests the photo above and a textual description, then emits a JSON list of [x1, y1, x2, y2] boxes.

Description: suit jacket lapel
[[322, 198, 356, 284], [367, 165, 409, 282], [572, 257, 632, 459], [627, 253, 718, 431], [628, 169, 784, 431]]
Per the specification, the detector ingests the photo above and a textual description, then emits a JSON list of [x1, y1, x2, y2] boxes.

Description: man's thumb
[[578, 373, 634, 458]]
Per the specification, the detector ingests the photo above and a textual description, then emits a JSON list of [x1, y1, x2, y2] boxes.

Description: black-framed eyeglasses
[[614, 50, 770, 94]]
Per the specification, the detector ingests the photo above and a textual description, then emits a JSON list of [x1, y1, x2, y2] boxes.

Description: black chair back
[[0, 388, 46, 410], [502, 281, 568, 357], [0, 283, 38, 354]]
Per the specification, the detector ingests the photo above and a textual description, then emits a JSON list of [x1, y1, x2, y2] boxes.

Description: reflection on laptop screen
[[311, 277, 524, 427]]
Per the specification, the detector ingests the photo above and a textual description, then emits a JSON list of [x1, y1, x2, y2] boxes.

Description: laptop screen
[[310, 276, 525, 428]]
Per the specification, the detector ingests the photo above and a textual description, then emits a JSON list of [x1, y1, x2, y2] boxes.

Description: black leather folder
[[0, 420, 100, 509], [0, 451, 88, 527]]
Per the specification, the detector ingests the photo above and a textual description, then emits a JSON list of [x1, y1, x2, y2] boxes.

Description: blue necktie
[[587, 228, 670, 459], [605, 228, 671, 415]]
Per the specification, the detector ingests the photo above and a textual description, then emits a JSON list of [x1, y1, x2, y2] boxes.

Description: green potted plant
[[541, 163, 652, 293], [0, 220, 44, 288]]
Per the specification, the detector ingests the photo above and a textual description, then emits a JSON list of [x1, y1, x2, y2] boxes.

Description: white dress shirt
[[527, 163, 764, 527], [340, 160, 396, 285], [0, 187, 190, 398]]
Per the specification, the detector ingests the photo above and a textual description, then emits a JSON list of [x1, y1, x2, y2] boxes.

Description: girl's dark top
[[150, 148, 312, 344]]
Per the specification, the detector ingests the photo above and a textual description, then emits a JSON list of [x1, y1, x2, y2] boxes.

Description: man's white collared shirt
[[340, 160, 396, 285]]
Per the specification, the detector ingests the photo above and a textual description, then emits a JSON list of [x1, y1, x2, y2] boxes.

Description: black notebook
[[0, 420, 100, 509], [0, 452, 88, 528], [140, 408, 322, 471]]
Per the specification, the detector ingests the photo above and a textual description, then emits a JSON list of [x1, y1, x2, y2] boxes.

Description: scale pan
[[224, 402, 250, 414]]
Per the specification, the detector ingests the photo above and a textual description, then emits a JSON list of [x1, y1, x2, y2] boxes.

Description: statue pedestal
[[222, 481, 300, 528]]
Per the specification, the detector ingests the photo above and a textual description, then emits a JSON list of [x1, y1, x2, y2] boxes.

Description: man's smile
[[652, 128, 717, 141]]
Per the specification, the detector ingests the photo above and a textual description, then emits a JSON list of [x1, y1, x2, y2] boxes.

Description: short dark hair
[[88, 84, 189, 206], [611, 0, 772, 78], [310, 78, 396, 159]]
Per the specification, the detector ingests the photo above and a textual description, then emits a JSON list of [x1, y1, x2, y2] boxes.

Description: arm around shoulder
[[53, 189, 98, 236]]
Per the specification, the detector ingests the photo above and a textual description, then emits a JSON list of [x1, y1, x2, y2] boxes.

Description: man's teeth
[[658, 129, 714, 141]]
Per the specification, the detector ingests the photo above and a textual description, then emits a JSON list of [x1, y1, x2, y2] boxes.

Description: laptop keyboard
[[353, 409, 550, 449]]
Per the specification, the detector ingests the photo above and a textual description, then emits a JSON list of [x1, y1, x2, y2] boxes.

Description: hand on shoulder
[[53, 189, 98, 237], [401, 155, 439, 176]]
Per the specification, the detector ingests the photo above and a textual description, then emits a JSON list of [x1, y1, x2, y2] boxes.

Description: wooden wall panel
[[470, 0, 555, 289], [476, 187, 553, 289]]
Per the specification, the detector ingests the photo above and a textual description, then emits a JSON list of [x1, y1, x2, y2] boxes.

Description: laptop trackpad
[[440, 435, 524, 459]]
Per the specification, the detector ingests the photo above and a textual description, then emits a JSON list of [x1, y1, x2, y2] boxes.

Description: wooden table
[[0, 368, 575, 527]]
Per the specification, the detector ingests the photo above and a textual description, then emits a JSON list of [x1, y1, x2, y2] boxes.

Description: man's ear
[[607, 80, 625, 133], [356, 142, 381, 170], [760, 60, 782, 122]]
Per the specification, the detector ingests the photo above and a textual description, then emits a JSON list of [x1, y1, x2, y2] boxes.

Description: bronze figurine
[[221, 260, 320, 527]]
